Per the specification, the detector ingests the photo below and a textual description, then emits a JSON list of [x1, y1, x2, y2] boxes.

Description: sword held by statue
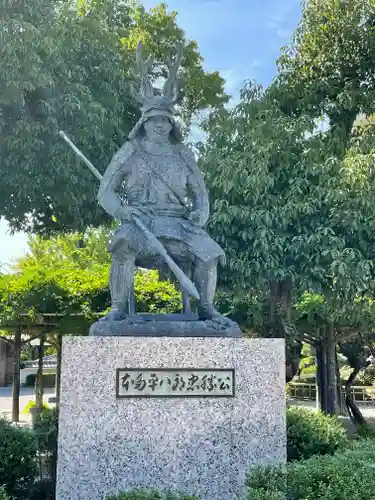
[[58, 130, 200, 301]]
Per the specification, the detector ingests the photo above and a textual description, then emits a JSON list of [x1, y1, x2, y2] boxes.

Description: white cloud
[[221, 61, 260, 95], [266, 0, 299, 40], [316, 116, 330, 133], [188, 123, 206, 144], [220, 68, 244, 95], [0, 219, 28, 269], [220, 61, 261, 107], [276, 28, 292, 40]]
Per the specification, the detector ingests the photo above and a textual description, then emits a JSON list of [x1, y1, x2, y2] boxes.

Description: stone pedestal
[[89, 315, 242, 337], [56, 337, 286, 500]]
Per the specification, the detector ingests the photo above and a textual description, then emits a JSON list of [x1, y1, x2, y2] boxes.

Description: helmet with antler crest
[[129, 42, 184, 142]]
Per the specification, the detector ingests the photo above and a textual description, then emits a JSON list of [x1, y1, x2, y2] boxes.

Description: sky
[[0, 0, 302, 268]]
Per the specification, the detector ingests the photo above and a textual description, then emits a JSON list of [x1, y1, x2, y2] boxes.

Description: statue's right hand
[[117, 206, 141, 222]]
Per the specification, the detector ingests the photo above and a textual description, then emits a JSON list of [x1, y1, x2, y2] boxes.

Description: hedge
[[25, 373, 56, 387], [286, 406, 346, 460], [106, 490, 197, 500], [246, 439, 375, 500], [0, 488, 10, 500], [0, 418, 38, 498]]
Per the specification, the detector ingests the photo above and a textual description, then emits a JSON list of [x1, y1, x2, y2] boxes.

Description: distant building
[[0, 338, 14, 386], [20, 355, 57, 385]]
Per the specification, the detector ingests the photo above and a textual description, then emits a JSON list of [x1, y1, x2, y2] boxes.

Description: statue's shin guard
[[194, 260, 217, 310], [109, 257, 134, 313]]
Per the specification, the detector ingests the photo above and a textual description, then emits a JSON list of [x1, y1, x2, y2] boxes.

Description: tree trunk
[[345, 367, 366, 426], [316, 343, 324, 410], [55, 333, 62, 410], [335, 350, 345, 415], [326, 325, 338, 415], [268, 278, 301, 382], [338, 335, 372, 426], [12, 328, 21, 422], [35, 333, 45, 416], [316, 341, 328, 411], [316, 328, 338, 415], [268, 278, 293, 334]]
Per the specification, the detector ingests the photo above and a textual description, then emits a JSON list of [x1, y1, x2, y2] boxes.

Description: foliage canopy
[[0, 0, 227, 233], [0, 229, 181, 332]]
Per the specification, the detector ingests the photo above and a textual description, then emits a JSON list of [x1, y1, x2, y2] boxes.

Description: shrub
[[106, 489, 197, 500], [355, 423, 375, 439], [22, 400, 50, 415], [0, 418, 38, 498], [0, 487, 10, 500], [287, 406, 346, 460], [285, 383, 291, 398], [25, 374, 56, 388], [28, 479, 55, 500], [34, 407, 58, 454], [25, 374, 36, 387], [246, 439, 375, 499], [356, 363, 375, 386], [244, 490, 284, 500], [246, 465, 286, 500], [32, 408, 59, 500], [299, 363, 316, 376]]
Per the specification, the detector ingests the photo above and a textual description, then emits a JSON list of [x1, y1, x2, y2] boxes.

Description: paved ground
[[289, 398, 375, 418], [1, 388, 375, 429], [289, 398, 375, 434]]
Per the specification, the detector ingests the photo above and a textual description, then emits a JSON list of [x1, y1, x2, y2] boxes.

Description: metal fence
[[288, 382, 375, 405]]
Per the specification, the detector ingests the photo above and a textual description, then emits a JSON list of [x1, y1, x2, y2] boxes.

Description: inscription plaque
[[116, 368, 235, 398]]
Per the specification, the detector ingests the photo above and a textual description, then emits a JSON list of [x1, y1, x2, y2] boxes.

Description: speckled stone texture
[[56, 337, 286, 500]]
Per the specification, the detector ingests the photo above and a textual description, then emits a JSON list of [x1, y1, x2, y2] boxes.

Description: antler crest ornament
[[131, 42, 184, 113]]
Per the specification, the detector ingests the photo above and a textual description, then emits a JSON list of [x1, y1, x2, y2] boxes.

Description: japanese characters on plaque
[[116, 368, 235, 398]]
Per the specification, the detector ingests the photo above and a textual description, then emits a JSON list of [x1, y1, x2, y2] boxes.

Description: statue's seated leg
[[160, 240, 193, 313], [103, 221, 156, 321], [193, 258, 217, 320], [181, 261, 192, 314], [100, 252, 135, 322], [194, 258, 233, 327]]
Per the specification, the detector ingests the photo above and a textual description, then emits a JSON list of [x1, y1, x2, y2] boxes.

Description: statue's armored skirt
[[107, 139, 225, 267]]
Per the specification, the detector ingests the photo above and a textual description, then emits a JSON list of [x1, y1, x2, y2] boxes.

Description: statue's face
[[144, 116, 172, 142]]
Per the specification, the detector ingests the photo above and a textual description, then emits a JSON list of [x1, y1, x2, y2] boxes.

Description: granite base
[[56, 337, 286, 500]]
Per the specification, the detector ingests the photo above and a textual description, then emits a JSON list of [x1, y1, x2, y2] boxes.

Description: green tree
[[199, 81, 375, 413], [339, 336, 375, 426], [276, 0, 375, 147], [295, 292, 375, 415], [0, 0, 227, 233], [199, 0, 375, 413], [0, 228, 181, 331], [0, 231, 180, 423]]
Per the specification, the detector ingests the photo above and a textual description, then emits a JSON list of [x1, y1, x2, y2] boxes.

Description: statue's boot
[[100, 257, 134, 321], [194, 260, 229, 324]]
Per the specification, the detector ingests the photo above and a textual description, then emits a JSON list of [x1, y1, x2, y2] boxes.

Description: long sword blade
[[59, 131, 200, 300], [59, 131, 102, 181]]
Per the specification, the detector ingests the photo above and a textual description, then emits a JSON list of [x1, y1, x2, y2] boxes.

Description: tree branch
[[303, 333, 317, 345]]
